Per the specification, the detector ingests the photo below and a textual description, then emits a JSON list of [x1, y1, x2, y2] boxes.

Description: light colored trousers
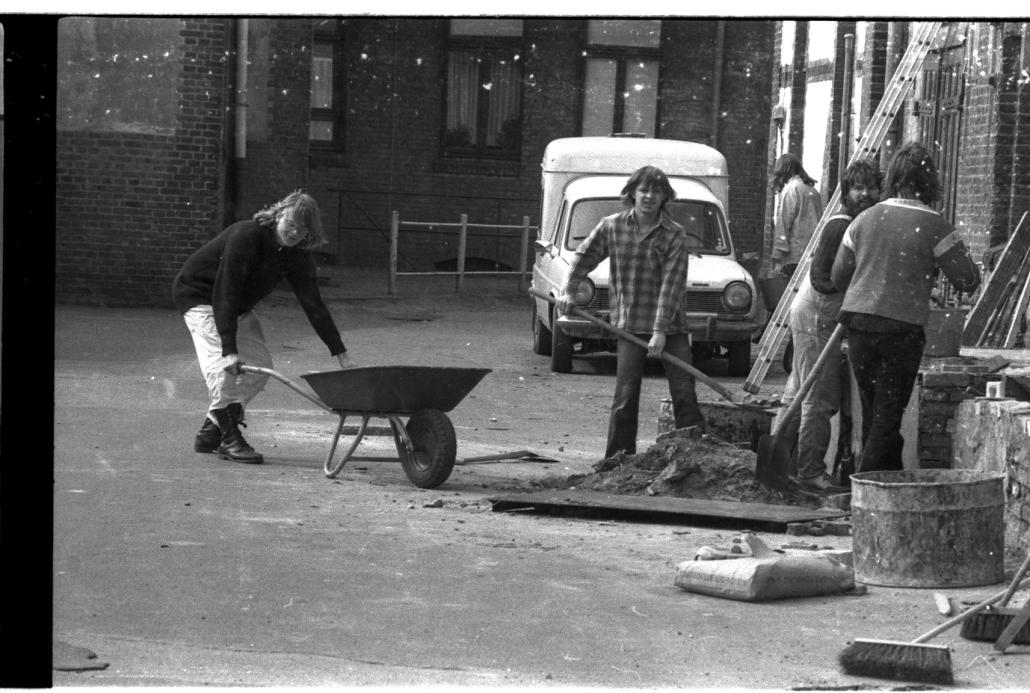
[[776, 290, 843, 481], [183, 306, 273, 415]]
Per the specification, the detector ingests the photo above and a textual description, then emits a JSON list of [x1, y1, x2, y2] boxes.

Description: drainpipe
[[711, 20, 725, 150], [838, 33, 855, 184], [233, 18, 249, 220]]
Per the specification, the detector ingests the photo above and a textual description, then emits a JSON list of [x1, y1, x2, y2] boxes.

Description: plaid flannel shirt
[[564, 208, 689, 335]]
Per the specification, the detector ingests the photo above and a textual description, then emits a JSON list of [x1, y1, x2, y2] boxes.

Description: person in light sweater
[[770, 152, 824, 276], [831, 142, 979, 474]]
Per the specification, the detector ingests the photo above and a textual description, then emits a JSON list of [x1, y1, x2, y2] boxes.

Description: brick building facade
[[54, 19, 1029, 308], [55, 17, 774, 307]]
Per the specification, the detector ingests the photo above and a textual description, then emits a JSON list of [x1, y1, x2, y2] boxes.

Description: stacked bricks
[[917, 357, 1007, 469], [953, 391, 1030, 555]]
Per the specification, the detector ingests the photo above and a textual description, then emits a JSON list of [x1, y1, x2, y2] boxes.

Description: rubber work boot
[[194, 416, 221, 453], [211, 403, 264, 464]]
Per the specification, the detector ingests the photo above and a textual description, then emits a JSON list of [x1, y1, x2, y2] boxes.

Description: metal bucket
[[851, 469, 1005, 588]]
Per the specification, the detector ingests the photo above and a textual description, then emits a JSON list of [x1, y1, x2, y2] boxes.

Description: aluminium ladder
[[743, 21, 945, 394]]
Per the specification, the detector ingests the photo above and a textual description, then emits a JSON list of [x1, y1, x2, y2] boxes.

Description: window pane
[[485, 57, 521, 150], [587, 19, 661, 48], [310, 120, 333, 141], [311, 44, 333, 109], [621, 59, 658, 136], [582, 58, 617, 136], [446, 50, 479, 147], [450, 19, 523, 36]]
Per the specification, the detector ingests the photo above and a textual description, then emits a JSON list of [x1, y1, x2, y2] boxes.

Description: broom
[[960, 551, 1030, 646], [838, 575, 1030, 685]]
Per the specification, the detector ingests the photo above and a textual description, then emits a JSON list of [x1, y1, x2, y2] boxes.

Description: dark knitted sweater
[[172, 220, 345, 357]]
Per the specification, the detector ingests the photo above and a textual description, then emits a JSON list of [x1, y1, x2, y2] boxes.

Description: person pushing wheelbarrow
[[172, 190, 353, 464]]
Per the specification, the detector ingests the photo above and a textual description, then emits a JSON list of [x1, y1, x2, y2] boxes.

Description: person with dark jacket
[[173, 190, 351, 464], [777, 159, 881, 492], [832, 143, 979, 473]]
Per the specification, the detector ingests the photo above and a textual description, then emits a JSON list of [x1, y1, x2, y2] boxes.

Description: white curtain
[[447, 51, 479, 144], [486, 57, 520, 146]]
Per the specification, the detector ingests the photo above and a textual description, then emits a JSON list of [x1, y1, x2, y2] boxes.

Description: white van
[[530, 136, 761, 374]]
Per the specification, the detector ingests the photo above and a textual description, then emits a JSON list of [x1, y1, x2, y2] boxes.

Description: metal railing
[[388, 211, 536, 295]]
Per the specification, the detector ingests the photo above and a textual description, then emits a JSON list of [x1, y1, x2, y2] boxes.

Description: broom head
[[838, 638, 953, 685], [959, 606, 1030, 644]]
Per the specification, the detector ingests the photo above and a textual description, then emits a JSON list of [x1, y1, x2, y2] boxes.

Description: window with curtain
[[310, 19, 343, 147], [581, 19, 662, 137], [444, 19, 523, 159]]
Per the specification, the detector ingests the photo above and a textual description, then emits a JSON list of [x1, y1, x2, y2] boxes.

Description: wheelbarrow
[[241, 364, 491, 489]]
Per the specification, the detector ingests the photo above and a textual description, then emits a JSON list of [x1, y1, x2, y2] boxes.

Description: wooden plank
[[489, 489, 846, 531], [964, 211, 1030, 345], [1002, 252, 1030, 348]]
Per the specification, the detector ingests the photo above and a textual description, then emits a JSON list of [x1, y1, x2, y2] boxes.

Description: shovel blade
[[755, 433, 793, 490]]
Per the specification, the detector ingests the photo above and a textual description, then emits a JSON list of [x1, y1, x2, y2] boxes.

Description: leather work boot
[[194, 416, 221, 453], [211, 403, 264, 464]]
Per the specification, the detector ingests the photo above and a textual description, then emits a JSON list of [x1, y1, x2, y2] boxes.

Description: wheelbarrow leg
[[323, 414, 371, 478]]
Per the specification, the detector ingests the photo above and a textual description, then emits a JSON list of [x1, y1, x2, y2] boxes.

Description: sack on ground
[[674, 535, 854, 601]]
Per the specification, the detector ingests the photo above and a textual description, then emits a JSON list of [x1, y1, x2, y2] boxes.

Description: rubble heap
[[547, 427, 823, 507]]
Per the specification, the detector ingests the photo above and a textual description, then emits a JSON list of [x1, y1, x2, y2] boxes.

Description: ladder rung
[[743, 21, 943, 394]]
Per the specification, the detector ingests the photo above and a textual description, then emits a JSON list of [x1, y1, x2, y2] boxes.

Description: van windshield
[[564, 199, 731, 254]]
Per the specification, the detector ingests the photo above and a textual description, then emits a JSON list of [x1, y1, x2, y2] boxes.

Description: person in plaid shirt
[[557, 165, 705, 458]]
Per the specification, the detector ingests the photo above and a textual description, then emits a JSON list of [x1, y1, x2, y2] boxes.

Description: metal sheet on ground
[[489, 489, 846, 530]]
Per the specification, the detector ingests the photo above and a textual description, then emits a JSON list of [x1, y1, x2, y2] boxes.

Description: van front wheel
[[551, 313, 573, 373], [532, 304, 552, 355], [727, 340, 752, 377]]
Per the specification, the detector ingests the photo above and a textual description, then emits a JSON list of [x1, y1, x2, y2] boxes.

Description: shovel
[[754, 323, 845, 490], [529, 288, 772, 416]]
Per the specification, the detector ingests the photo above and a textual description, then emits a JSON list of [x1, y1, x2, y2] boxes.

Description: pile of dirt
[[542, 428, 825, 508]]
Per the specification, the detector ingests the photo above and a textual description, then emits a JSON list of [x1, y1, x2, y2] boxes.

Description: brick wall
[[238, 18, 313, 224], [56, 18, 229, 307], [307, 18, 772, 270]]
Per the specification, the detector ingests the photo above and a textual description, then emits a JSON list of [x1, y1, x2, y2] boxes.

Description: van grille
[[590, 288, 748, 315]]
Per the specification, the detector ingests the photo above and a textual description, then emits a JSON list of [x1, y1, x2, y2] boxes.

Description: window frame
[[441, 30, 525, 160], [580, 22, 663, 137], [309, 18, 345, 151]]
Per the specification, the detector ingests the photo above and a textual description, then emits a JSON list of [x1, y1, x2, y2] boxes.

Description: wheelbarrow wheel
[[399, 409, 456, 489]]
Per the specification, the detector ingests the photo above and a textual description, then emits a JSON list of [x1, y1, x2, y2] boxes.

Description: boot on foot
[[211, 403, 264, 464]]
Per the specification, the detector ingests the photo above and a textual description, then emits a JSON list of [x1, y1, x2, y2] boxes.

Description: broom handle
[[998, 551, 1030, 607], [914, 576, 1030, 643]]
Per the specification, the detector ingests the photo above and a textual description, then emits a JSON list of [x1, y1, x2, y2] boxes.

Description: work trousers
[[778, 294, 843, 481], [606, 333, 705, 458], [846, 328, 925, 473], [183, 306, 273, 416]]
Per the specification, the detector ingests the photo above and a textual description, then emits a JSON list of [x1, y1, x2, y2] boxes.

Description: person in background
[[832, 142, 979, 473], [770, 152, 824, 277], [777, 160, 882, 493], [173, 190, 353, 464], [556, 165, 705, 458]]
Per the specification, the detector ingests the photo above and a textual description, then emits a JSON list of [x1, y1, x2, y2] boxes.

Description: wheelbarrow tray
[[301, 366, 491, 415]]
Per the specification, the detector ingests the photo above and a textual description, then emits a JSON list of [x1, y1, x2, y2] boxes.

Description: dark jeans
[[606, 333, 705, 457], [846, 328, 925, 473]]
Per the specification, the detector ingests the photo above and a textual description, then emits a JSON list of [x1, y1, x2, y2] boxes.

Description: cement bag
[[674, 535, 854, 602]]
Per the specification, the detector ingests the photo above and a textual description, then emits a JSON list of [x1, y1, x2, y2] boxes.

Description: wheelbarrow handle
[[529, 288, 771, 416], [239, 365, 334, 413]]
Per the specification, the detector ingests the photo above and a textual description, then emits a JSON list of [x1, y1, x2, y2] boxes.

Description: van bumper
[[555, 315, 760, 343]]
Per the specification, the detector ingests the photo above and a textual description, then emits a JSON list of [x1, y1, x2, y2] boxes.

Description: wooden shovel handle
[[529, 288, 770, 416]]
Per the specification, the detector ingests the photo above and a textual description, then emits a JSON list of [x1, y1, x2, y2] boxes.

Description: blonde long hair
[[253, 190, 327, 250]]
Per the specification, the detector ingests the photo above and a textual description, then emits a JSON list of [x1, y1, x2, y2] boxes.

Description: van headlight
[[723, 281, 752, 311], [574, 279, 595, 306]]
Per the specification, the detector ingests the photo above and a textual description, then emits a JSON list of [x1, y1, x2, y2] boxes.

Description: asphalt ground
[[8, 267, 1030, 688]]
